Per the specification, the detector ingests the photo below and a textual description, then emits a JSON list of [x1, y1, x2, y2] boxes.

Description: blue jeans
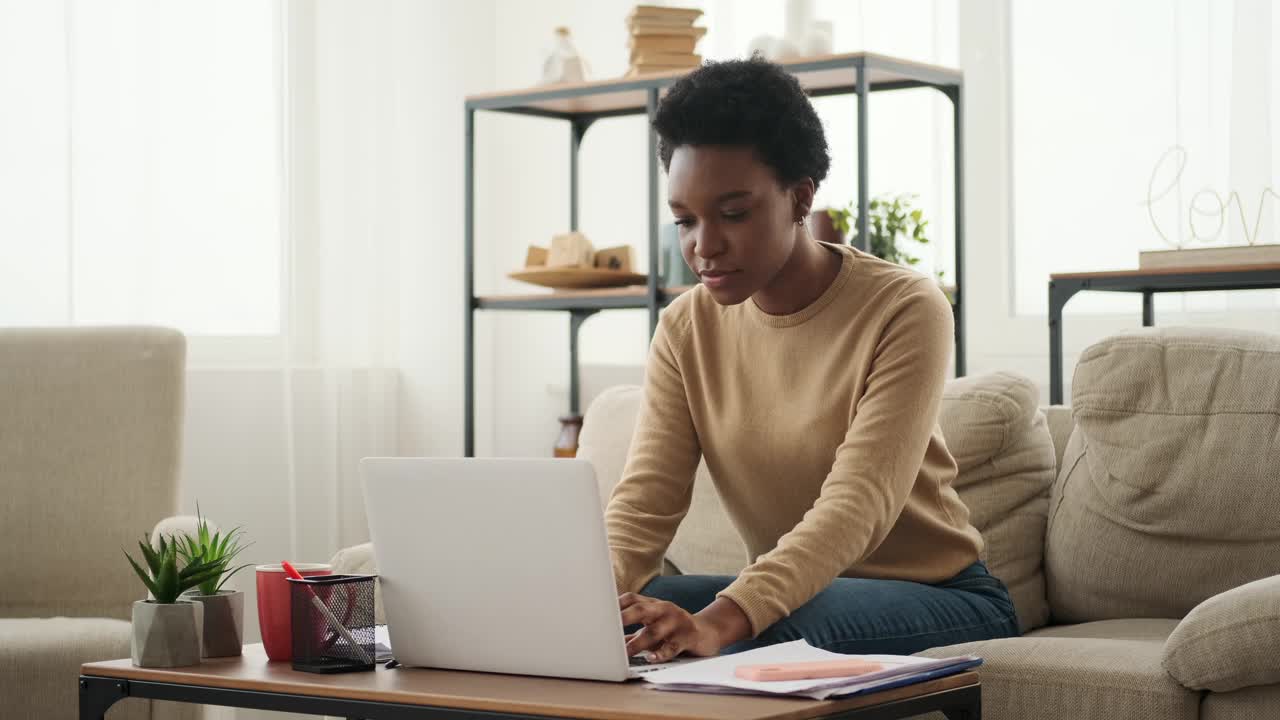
[[636, 561, 1019, 655]]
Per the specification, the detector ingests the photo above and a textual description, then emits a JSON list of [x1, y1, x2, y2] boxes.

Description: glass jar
[[554, 414, 584, 458]]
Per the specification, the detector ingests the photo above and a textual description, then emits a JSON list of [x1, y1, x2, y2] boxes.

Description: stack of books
[[626, 5, 706, 77]]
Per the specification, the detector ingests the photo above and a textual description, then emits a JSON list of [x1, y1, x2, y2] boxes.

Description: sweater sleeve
[[604, 307, 702, 596], [715, 279, 955, 636]]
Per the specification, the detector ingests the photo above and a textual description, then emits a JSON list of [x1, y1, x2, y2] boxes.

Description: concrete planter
[[131, 599, 203, 667], [183, 589, 244, 658]]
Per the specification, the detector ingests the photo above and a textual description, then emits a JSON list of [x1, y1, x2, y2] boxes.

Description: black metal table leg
[[941, 684, 982, 719], [1142, 290, 1154, 326], [80, 676, 129, 720], [1048, 279, 1082, 405]]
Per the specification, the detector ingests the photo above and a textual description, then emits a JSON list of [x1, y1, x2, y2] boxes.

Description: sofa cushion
[[939, 372, 1055, 633], [579, 372, 1056, 634], [917, 629, 1198, 720], [0, 617, 149, 719], [1042, 405, 1074, 472], [1027, 617, 1181, 642], [0, 327, 186, 620], [1201, 684, 1280, 720], [1046, 327, 1280, 623], [1163, 574, 1280, 692]]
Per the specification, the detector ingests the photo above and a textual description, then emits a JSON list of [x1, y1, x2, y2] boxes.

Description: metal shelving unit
[[463, 52, 966, 456]]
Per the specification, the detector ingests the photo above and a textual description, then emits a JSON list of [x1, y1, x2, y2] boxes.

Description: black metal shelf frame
[[1048, 266, 1280, 404], [464, 54, 967, 456]]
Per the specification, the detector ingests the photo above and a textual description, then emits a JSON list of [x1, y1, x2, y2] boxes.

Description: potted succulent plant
[[175, 506, 253, 658], [124, 533, 226, 667]]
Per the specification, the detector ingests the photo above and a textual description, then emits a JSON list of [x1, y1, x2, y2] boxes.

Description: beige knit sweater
[[605, 243, 983, 637]]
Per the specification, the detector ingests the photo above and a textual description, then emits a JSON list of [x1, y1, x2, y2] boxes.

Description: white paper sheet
[[374, 624, 393, 661], [641, 640, 980, 700]]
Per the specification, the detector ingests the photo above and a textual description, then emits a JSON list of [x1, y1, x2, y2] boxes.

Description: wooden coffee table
[[81, 644, 980, 720]]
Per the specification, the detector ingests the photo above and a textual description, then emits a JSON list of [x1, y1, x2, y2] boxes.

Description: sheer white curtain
[[0, 0, 282, 334], [0, 0, 402, 657], [1012, 0, 1279, 315]]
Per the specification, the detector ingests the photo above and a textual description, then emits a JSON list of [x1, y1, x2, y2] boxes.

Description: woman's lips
[[699, 269, 737, 289]]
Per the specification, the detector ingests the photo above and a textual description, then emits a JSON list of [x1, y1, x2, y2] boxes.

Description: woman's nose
[[692, 226, 726, 258]]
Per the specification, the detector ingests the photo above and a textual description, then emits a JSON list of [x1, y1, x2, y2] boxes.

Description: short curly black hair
[[653, 56, 830, 188]]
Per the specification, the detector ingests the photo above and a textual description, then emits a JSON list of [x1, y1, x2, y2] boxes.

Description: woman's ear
[[791, 178, 817, 222]]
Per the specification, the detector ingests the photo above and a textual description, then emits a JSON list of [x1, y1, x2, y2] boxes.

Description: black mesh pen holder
[[288, 574, 377, 673]]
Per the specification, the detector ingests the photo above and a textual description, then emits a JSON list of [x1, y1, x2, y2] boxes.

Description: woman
[[606, 57, 1019, 664]]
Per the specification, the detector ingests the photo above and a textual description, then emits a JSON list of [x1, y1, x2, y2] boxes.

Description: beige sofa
[[0, 327, 199, 720], [332, 326, 1280, 719]]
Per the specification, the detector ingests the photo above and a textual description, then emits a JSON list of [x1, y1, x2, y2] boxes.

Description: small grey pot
[[183, 589, 244, 657], [131, 599, 204, 668]]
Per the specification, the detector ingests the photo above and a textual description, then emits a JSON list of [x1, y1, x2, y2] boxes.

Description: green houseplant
[[827, 193, 949, 290], [174, 506, 254, 658], [124, 533, 227, 667]]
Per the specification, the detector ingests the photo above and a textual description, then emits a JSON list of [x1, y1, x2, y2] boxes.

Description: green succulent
[[174, 504, 254, 596], [124, 532, 228, 604]]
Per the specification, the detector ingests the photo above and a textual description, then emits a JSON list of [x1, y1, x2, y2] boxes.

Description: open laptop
[[360, 457, 697, 681]]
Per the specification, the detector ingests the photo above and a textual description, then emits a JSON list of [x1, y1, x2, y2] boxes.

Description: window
[[0, 0, 283, 334], [1012, 0, 1278, 315]]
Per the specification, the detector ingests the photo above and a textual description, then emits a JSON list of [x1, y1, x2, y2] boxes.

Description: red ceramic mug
[[256, 563, 331, 661]]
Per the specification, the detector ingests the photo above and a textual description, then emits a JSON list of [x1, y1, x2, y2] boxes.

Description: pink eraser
[[734, 658, 884, 682]]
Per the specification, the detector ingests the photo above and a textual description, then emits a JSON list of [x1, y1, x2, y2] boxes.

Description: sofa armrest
[[329, 542, 376, 574], [1163, 574, 1280, 692], [150, 515, 208, 546], [329, 542, 385, 625]]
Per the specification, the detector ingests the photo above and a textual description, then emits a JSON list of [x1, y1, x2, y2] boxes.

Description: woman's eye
[[723, 210, 748, 222], [674, 218, 694, 227]]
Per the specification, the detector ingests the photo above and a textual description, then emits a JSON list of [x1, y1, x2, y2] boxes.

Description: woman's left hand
[[620, 593, 725, 662]]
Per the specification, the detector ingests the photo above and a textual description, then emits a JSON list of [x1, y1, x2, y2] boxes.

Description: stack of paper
[[642, 640, 981, 700]]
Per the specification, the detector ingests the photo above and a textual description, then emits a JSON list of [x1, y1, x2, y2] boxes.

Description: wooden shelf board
[[466, 52, 960, 117], [1052, 263, 1280, 280], [476, 285, 695, 310]]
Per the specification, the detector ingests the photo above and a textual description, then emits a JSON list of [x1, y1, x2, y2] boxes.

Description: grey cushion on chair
[[0, 618, 149, 720], [0, 327, 187, 620], [1163, 574, 1280, 692], [1046, 327, 1280, 623], [0, 327, 196, 720]]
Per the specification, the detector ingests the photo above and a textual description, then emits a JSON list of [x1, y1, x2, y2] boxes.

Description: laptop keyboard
[[628, 655, 653, 667]]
